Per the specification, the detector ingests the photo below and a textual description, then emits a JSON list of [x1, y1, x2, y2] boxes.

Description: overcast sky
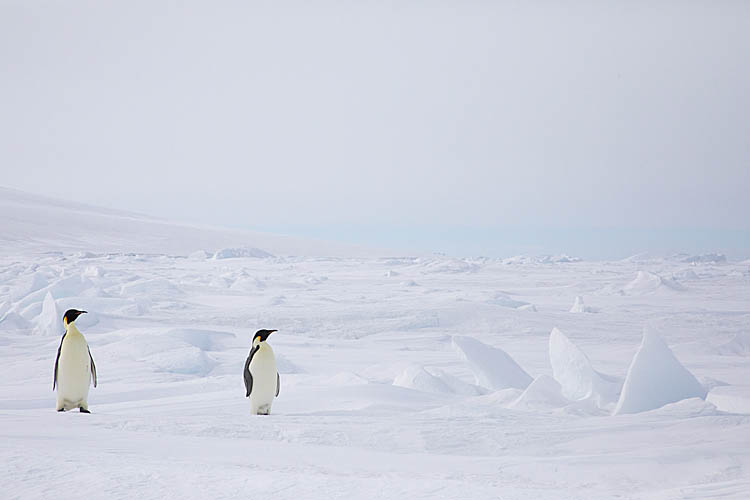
[[2, 1, 749, 258]]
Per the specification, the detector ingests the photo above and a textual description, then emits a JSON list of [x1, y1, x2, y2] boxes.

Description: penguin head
[[253, 329, 277, 346], [63, 309, 87, 326]]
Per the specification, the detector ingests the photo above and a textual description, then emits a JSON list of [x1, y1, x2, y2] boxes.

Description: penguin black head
[[63, 309, 87, 326], [253, 329, 277, 344]]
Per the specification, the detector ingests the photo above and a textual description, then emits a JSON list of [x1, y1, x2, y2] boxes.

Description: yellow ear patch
[[64, 317, 68, 325]]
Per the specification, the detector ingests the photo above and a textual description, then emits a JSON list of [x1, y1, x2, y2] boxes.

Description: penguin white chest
[[57, 331, 91, 407], [248, 343, 277, 414]]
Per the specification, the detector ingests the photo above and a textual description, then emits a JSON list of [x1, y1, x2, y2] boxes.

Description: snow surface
[[1, 188, 750, 499]]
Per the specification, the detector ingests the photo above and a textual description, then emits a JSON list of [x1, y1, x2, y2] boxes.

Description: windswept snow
[[1, 188, 749, 499], [614, 330, 707, 415]]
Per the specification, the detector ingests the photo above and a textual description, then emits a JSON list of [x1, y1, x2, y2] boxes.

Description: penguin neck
[[66, 322, 83, 336], [254, 340, 272, 354]]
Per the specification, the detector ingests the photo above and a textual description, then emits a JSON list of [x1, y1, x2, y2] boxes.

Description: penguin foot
[[79, 408, 91, 414], [57, 408, 65, 412]]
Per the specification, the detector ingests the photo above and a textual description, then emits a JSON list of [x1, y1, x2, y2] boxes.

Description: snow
[[569, 295, 598, 313], [614, 330, 708, 415], [549, 327, 621, 406], [623, 270, 686, 293], [716, 331, 750, 356], [451, 336, 532, 390], [509, 374, 569, 411], [1, 188, 749, 499], [393, 365, 485, 396], [33, 291, 59, 336], [212, 247, 274, 259]]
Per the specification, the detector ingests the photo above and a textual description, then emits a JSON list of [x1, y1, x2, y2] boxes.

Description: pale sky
[[2, 1, 749, 258]]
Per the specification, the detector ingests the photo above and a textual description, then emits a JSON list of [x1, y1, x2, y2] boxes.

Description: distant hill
[[0, 187, 380, 257]]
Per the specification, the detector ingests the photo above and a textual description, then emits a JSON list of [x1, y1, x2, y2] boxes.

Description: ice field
[[1, 188, 749, 499]]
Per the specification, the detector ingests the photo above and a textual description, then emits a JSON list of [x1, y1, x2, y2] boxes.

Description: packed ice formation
[[613, 330, 707, 415], [569, 295, 598, 313], [549, 328, 620, 406], [451, 336, 532, 390]]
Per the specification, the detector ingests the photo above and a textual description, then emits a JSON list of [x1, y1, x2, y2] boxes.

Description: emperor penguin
[[244, 329, 280, 415], [53, 309, 97, 413]]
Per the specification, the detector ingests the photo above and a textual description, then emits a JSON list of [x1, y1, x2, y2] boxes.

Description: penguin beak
[[81, 311, 88, 314]]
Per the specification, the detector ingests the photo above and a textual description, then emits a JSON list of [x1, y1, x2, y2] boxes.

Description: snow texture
[[0, 187, 749, 500]]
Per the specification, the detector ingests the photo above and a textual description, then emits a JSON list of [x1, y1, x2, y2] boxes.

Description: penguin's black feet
[[57, 408, 65, 412], [79, 408, 91, 414]]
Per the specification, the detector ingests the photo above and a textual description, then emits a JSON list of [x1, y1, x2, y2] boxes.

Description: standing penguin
[[53, 309, 97, 413], [244, 329, 280, 415]]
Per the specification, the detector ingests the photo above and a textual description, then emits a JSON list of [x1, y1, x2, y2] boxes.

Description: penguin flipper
[[89, 347, 97, 388], [244, 346, 259, 397], [276, 372, 280, 397], [53, 333, 66, 390]]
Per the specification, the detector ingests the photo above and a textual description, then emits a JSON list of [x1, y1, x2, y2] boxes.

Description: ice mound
[[517, 303, 537, 312], [393, 365, 484, 396], [509, 375, 569, 410], [623, 271, 686, 294], [569, 296, 597, 313], [146, 347, 217, 376], [33, 291, 59, 336], [716, 332, 750, 356], [613, 331, 707, 415], [212, 247, 273, 259], [452, 336, 532, 390], [166, 328, 235, 351], [502, 254, 581, 265], [549, 328, 620, 404], [681, 253, 726, 264]]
